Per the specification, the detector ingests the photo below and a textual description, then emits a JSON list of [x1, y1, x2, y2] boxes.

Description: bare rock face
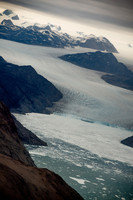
[[0, 102, 35, 166]]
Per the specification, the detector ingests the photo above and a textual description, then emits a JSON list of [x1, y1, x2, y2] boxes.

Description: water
[[26, 137, 133, 200]]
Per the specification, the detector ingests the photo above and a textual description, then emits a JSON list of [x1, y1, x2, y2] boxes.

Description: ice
[[86, 165, 93, 169], [102, 187, 107, 191], [0, 39, 133, 129], [0, 38, 133, 166], [70, 177, 86, 185], [96, 177, 105, 181], [15, 113, 133, 166]]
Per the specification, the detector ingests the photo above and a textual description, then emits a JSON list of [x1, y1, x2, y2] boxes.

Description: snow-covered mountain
[[0, 9, 118, 52]]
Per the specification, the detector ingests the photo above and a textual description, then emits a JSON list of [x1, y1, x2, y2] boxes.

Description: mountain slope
[[60, 51, 133, 91], [0, 56, 62, 113]]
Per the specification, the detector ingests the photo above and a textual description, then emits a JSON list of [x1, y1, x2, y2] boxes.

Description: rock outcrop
[[0, 102, 35, 166], [0, 56, 62, 113], [0, 101, 84, 200]]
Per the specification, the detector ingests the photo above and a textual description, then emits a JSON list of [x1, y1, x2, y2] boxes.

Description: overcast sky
[[1, 0, 133, 32]]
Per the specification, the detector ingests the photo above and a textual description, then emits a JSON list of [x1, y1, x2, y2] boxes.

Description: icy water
[[15, 113, 133, 200], [26, 140, 133, 200]]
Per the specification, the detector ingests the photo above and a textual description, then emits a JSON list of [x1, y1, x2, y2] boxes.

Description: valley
[[0, 38, 133, 199]]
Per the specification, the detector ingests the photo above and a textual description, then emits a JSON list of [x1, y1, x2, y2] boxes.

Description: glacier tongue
[[0, 39, 132, 129]]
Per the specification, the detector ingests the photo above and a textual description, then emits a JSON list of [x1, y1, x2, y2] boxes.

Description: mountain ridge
[[0, 15, 118, 52]]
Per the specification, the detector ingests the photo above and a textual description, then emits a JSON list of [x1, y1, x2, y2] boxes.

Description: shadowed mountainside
[[60, 51, 133, 91], [0, 56, 62, 113]]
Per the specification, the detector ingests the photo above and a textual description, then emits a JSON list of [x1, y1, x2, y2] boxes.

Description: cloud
[[1, 0, 133, 30]]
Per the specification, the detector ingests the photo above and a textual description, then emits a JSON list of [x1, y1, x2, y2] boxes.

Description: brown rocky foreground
[[0, 101, 84, 200], [0, 153, 83, 200]]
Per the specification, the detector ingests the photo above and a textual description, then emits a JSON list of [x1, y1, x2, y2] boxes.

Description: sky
[[0, 0, 133, 64], [1, 0, 133, 32]]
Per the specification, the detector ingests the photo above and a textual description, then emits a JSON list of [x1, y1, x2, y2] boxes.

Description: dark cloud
[[93, 0, 133, 9], [1, 0, 133, 30]]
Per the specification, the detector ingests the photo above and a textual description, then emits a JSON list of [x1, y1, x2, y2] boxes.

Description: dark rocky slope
[[0, 102, 84, 200], [13, 117, 47, 146], [0, 18, 117, 52], [121, 136, 133, 148], [0, 56, 62, 113], [0, 102, 35, 166], [60, 51, 133, 91]]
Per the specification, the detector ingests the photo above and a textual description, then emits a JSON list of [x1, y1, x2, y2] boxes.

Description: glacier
[[0, 39, 133, 200], [0, 39, 133, 129]]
